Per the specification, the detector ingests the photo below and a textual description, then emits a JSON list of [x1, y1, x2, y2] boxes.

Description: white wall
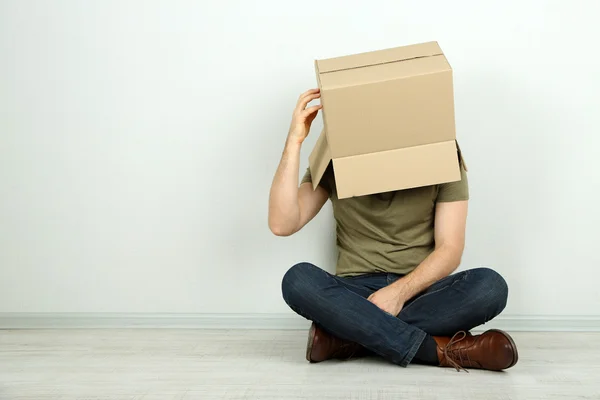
[[1, 0, 598, 317]]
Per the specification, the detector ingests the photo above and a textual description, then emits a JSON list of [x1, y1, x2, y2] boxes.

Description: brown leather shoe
[[433, 329, 518, 372], [306, 323, 365, 363]]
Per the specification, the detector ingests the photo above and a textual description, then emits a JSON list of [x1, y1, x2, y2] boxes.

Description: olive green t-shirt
[[301, 163, 469, 277]]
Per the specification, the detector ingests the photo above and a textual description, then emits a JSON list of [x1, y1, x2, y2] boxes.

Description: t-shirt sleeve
[[300, 166, 332, 196], [436, 165, 469, 203], [300, 167, 313, 186]]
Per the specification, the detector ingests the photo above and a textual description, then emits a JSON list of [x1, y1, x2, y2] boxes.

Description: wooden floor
[[0, 330, 599, 400]]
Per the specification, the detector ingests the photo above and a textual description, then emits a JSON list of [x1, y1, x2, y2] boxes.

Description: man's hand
[[368, 284, 407, 316], [287, 88, 322, 145]]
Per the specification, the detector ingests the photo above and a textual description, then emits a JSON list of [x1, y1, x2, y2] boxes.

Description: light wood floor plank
[[0, 330, 598, 399]]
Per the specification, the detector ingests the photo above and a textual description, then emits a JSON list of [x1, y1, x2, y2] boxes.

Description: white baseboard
[[0, 313, 310, 330], [0, 313, 599, 331]]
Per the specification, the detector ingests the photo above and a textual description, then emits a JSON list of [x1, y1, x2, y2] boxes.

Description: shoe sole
[[488, 329, 519, 369], [306, 323, 316, 362]]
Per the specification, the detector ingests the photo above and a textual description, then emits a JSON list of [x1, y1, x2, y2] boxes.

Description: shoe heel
[[306, 323, 316, 362]]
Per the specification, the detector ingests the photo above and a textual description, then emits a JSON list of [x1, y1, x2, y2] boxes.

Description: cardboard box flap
[[332, 140, 460, 199], [317, 41, 442, 74], [455, 140, 467, 171], [308, 129, 332, 190]]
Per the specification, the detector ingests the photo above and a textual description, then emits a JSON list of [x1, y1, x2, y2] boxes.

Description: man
[[268, 88, 518, 371]]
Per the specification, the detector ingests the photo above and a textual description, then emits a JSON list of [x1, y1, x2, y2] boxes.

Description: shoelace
[[443, 331, 472, 373]]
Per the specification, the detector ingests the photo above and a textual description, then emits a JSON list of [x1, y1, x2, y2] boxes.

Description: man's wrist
[[392, 278, 414, 303], [284, 136, 303, 152]]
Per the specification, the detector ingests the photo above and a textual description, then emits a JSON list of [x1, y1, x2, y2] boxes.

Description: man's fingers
[[306, 112, 318, 124], [302, 105, 322, 117], [297, 94, 321, 112], [297, 89, 320, 105], [299, 88, 320, 99]]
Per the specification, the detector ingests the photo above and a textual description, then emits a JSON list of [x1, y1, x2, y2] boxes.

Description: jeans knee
[[470, 267, 509, 315], [281, 262, 320, 307]]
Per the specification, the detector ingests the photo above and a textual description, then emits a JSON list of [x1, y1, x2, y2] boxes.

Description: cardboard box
[[308, 41, 462, 199]]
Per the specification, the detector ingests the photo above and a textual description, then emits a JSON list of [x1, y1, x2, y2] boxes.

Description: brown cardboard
[[308, 41, 461, 199], [333, 141, 460, 199]]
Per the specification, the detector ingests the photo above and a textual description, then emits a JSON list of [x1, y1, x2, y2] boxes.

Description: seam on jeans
[[402, 329, 427, 367], [400, 270, 470, 315]]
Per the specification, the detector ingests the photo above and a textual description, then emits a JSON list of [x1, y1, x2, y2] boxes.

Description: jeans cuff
[[400, 329, 427, 367]]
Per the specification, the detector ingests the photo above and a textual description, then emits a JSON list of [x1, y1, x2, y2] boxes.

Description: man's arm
[[268, 89, 328, 236], [393, 200, 468, 299], [268, 142, 328, 236], [368, 200, 468, 314]]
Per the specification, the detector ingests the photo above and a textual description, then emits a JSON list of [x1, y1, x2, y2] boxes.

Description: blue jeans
[[281, 263, 508, 367]]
